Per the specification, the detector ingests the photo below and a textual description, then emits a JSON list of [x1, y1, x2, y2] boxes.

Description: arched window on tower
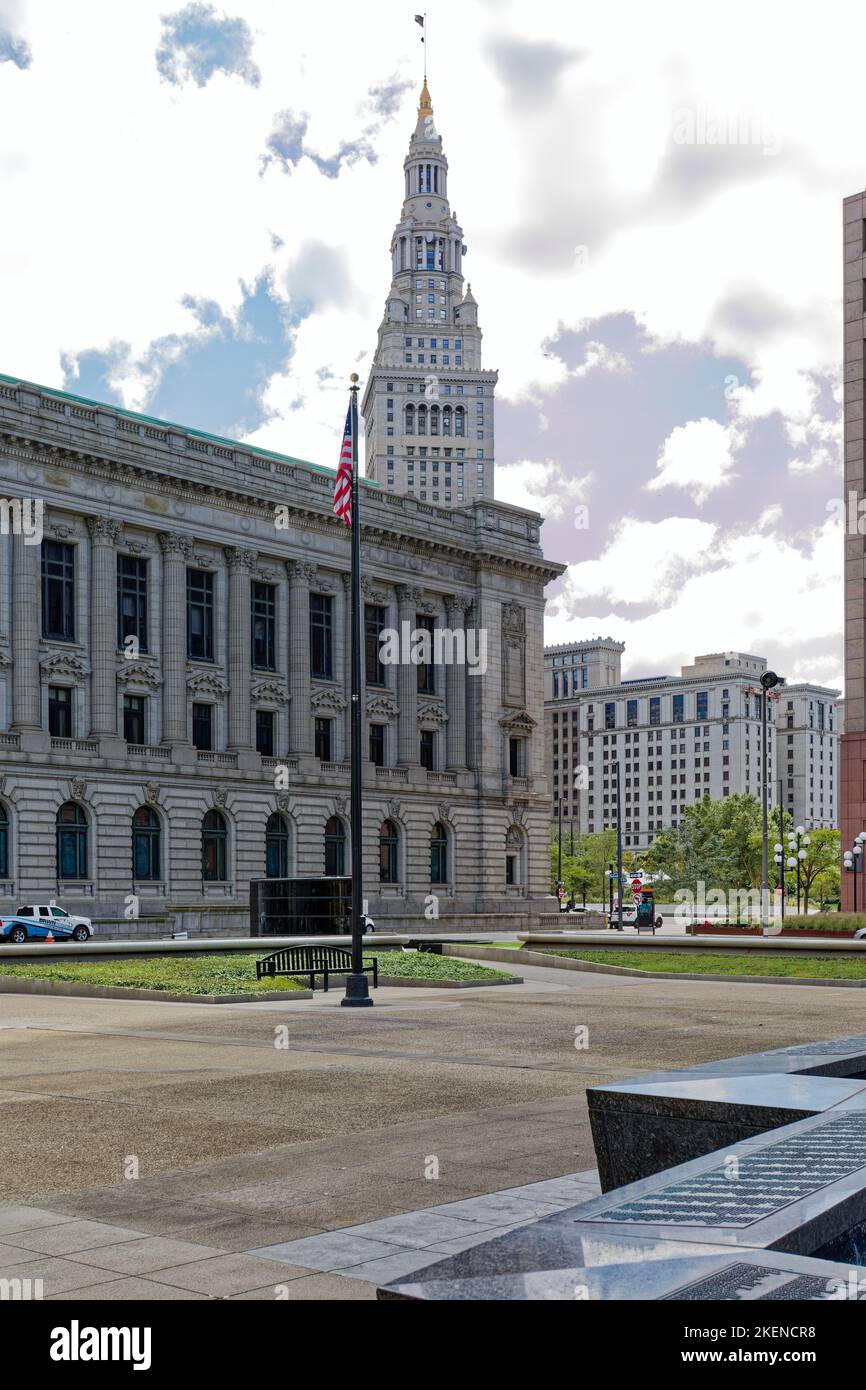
[[404, 403, 415, 435], [434, 166, 439, 194], [417, 405, 427, 436], [442, 405, 452, 437], [430, 405, 440, 436]]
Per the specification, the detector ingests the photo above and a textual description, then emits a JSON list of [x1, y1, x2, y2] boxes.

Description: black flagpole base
[[341, 973, 374, 1007]]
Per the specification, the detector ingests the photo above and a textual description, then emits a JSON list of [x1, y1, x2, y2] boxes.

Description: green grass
[[0, 949, 511, 993], [533, 948, 866, 981], [371, 951, 510, 981], [0, 954, 306, 995]]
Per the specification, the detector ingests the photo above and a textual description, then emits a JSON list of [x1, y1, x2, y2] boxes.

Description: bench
[[255, 944, 378, 992]]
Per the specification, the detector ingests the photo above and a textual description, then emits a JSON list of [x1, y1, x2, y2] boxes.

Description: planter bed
[[686, 923, 856, 939]]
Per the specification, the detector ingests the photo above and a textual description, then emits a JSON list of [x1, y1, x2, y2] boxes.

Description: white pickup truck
[[3, 904, 94, 942]]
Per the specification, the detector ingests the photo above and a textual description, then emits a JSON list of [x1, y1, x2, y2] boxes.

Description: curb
[[0, 975, 313, 1004]]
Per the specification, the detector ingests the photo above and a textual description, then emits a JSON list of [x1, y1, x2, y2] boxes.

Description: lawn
[[0, 954, 306, 995], [0, 949, 511, 993], [534, 948, 866, 981]]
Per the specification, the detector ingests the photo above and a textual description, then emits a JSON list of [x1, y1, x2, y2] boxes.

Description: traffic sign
[[631, 878, 642, 890]]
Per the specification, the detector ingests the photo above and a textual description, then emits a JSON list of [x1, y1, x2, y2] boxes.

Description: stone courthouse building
[[0, 86, 563, 932]]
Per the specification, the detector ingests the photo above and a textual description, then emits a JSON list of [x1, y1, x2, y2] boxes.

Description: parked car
[[1, 904, 94, 943]]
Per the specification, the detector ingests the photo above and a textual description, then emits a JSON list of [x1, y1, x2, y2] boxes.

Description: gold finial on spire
[[418, 79, 433, 119]]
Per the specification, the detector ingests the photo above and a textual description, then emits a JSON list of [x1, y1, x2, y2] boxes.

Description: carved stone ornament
[[40, 651, 90, 682], [333, 795, 347, 816], [360, 576, 388, 603], [158, 532, 193, 559], [506, 824, 524, 849], [252, 680, 289, 706], [116, 662, 162, 690], [311, 686, 347, 712], [437, 804, 452, 825], [86, 516, 123, 546], [387, 800, 402, 821], [144, 782, 160, 805], [418, 700, 449, 729], [213, 786, 228, 808], [224, 546, 259, 572], [187, 671, 229, 697], [366, 693, 399, 719], [286, 559, 316, 586], [276, 792, 291, 812], [499, 710, 536, 737], [501, 601, 526, 637], [70, 778, 86, 800]]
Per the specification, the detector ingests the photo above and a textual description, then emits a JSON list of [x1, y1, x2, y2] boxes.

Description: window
[[417, 614, 436, 693], [56, 802, 87, 880], [379, 819, 399, 883], [369, 723, 385, 766], [420, 728, 435, 770], [365, 605, 387, 686], [0, 805, 8, 879], [310, 594, 333, 679], [509, 737, 526, 777], [315, 717, 332, 762], [123, 694, 145, 744], [627, 699, 638, 728], [266, 812, 290, 878], [605, 702, 616, 730], [251, 583, 276, 670], [187, 569, 214, 661], [201, 809, 227, 881], [192, 703, 213, 751], [41, 541, 75, 641], [696, 691, 708, 721], [324, 816, 346, 876], [430, 822, 448, 883], [48, 687, 72, 737], [117, 556, 148, 652], [132, 806, 160, 881], [673, 694, 684, 723], [255, 709, 275, 757]]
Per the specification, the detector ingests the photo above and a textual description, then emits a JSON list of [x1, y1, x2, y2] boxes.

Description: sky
[[0, 0, 856, 691]]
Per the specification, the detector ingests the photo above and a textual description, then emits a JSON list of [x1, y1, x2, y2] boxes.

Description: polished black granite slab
[[380, 1033, 866, 1301]]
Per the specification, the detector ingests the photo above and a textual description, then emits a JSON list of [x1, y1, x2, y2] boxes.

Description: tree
[[791, 829, 839, 913]]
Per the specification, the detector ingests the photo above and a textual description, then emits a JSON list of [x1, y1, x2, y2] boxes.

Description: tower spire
[[418, 78, 433, 121]]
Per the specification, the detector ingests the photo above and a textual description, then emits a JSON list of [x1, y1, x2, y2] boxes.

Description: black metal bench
[[255, 944, 378, 992]]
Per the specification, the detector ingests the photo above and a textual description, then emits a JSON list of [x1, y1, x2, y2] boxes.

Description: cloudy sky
[[0, 0, 856, 689]]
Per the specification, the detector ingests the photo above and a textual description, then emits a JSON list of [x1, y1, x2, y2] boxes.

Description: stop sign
[[631, 878, 642, 890]]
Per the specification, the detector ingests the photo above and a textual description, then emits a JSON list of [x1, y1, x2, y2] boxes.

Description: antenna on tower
[[414, 12, 427, 82]]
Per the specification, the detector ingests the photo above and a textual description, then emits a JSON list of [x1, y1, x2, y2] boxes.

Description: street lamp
[[612, 759, 623, 931], [759, 670, 783, 929], [773, 840, 786, 923], [843, 832, 866, 912], [786, 825, 810, 915]]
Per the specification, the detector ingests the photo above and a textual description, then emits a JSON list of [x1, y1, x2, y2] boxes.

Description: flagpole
[[342, 373, 373, 1007]]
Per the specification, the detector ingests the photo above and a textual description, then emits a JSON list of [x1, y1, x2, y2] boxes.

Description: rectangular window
[[420, 729, 435, 770], [187, 569, 214, 661], [509, 737, 526, 777], [605, 702, 616, 730], [365, 604, 387, 686], [117, 556, 148, 653], [123, 694, 145, 744], [416, 614, 436, 693], [315, 717, 332, 762], [673, 693, 684, 723], [310, 593, 334, 680], [41, 541, 75, 641], [48, 686, 72, 737], [369, 723, 385, 766], [255, 709, 275, 757], [627, 699, 638, 728], [251, 582, 276, 670], [696, 690, 708, 720], [192, 703, 213, 751], [649, 696, 661, 726]]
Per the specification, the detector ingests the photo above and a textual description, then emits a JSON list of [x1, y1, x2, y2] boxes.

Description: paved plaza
[[2, 957, 866, 1298]]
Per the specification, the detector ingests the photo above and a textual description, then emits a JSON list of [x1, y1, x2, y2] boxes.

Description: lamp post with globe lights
[[843, 833, 866, 913], [773, 839, 786, 923], [757, 670, 783, 929], [787, 825, 810, 915]]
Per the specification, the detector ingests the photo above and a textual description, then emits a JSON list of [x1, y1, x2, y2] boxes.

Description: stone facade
[[545, 646, 839, 852], [0, 375, 563, 931], [842, 189, 866, 906]]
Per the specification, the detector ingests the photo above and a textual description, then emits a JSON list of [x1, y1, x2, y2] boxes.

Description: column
[[87, 517, 122, 736], [159, 532, 192, 744], [225, 547, 257, 750], [10, 531, 41, 730], [396, 585, 421, 766], [287, 560, 314, 756], [445, 595, 472, 770]]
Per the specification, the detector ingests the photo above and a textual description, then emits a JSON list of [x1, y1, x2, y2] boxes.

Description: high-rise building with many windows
[[361, 82, 497, 507]]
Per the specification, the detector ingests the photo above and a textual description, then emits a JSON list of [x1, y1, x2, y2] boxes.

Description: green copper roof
[[0, 371, 382, 487]]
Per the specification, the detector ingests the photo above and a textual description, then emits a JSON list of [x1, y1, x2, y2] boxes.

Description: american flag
[[333, 403, 353, 526]]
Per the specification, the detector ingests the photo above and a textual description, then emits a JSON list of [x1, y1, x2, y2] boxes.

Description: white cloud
[[495, 458, 591, 520], [646, 418, 742, 503]]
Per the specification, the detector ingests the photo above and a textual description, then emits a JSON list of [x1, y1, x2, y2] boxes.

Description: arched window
[[57, 802, 87, 881], [430, 822, 448, 884], [417, 405, 427, 436], [266, 812, 290, 879], [430, 405, 440, 436], [379, 819, 399, 884], [442, 405, 452, 436], [132, 806, 161, 881], [324, 816, 346, 876], [404, 403, 415, 435], [0, 804, 8, 880], [202, 809, 227, 882], [455, 406, 465, 436]]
